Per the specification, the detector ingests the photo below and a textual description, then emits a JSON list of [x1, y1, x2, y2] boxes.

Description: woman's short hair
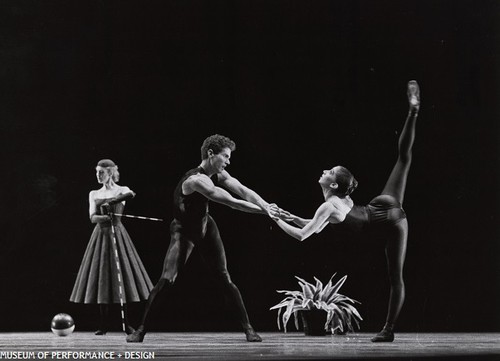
[[335, 166, 358, 197], [200, 134, 236, 160], [96, 159, 120, 182]]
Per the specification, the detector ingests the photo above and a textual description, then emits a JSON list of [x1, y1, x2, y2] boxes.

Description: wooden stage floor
[[1, 332, 499, 361]]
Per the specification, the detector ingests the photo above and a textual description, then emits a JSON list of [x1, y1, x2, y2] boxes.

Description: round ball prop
[[51, 313, 75, 336]]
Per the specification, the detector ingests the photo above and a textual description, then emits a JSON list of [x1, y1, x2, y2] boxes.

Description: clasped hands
[[266, 204, 295, 222]]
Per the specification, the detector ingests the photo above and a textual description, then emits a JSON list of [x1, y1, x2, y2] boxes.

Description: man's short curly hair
[[200, 134, 236, 160]]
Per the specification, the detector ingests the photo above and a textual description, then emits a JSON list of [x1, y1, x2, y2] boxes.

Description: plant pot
[[300, 309, 327, 336]]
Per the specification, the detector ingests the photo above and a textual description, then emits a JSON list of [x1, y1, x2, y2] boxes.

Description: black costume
[[128, 166, 260, 342], [334, 99, 418, 342]]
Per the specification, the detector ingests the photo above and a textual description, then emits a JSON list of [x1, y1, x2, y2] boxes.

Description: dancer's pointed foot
[[126, 326, 146, 342], [371, 328, 394, 342], [245, 327, 262, 342], [407, 80, 420, 109], [94, 329, 107, 336]]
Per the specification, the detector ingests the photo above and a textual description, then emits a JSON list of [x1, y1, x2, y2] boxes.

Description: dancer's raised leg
[[372, 81, 420, 343], [381, 80, 420, 204]]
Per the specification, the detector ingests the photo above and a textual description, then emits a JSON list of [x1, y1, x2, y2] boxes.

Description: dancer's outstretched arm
[[272, 202, 342, 241], [277, 210, 329, 233], [186, 174, 264, 214], [218, 170, 278, 217]]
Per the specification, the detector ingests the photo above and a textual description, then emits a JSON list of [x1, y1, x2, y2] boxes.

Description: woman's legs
[[372, 81, 419, 342], [95, 304, 109, 335], [381, 80, 420, 204], [126, 229, 194, 342], [372, 220, 408, 342]]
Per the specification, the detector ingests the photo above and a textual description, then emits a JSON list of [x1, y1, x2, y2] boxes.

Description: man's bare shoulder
[[183, 173, 214, 194], [217, 170, 231, 181]]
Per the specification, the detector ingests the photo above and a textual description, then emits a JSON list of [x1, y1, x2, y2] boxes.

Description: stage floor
[[0, 332, 499, 360]]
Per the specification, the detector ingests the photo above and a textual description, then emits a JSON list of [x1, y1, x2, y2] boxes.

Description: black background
[[0, 0, 498, 333]]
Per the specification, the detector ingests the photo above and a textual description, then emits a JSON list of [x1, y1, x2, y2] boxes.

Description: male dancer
[[127, 134, 276, 342]]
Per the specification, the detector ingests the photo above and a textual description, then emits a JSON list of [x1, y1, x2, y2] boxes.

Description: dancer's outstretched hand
[[275, 208, 296, 222], [266, 203, 281, 219]]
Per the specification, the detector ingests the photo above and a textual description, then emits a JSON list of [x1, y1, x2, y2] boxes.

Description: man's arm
[[187, 174, 263, 214], [218, 170, 271, 213]]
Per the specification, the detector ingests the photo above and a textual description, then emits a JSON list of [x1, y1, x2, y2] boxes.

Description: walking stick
[[109, 213, 127, 333], [110, 213, 163, 222]]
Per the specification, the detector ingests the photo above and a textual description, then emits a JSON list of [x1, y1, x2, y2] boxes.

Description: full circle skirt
[[70, 222, 153, 304]]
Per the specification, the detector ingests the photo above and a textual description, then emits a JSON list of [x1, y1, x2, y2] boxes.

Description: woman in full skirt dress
[[70, 159, 153, 335]]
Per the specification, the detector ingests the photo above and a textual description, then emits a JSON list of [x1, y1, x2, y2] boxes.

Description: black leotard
[[342, 195, 406, 233], [172, 166, 218, 240], [137, 166, 257, 333]]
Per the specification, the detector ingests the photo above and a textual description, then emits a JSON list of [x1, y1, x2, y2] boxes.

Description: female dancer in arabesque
[[272, 81, 421, 342]]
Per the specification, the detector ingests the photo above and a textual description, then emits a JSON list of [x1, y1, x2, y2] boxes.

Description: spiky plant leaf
[[276, 290, 305, 299], [325, 309, 334, 329], [335, 293, 360, 305], [318, 273, 337, 301], [321, 279, 340, 303], [270, 298, 294, 311], [281, 299, 296, 332], [317, 300, 329, 311], [337, 308, 350, 331], [295, 276, 315, 300], [276, 306, 283, 330], [324, 275, 347, 303], [313, 277, 324, 291], [332, 313, 342, 332], [313, 277, 324, 301], [301, 298, 313, 310], [344, 303, 363, 321], [293, 311, 300, 330], [325, 301, 343, 315], [270, 274, 362, 333]]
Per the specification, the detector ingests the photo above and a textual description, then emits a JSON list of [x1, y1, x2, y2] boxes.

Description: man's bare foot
[[245, 327, 262, 342], [126, 326, 146, 343]]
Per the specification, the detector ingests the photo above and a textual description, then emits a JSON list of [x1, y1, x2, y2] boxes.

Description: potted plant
[[270, 273, 362, 336]]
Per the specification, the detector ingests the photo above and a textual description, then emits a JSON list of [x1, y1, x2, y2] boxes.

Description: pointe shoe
[[407, 80, 420, 108], [245, 328, 262, 342], [126, 327, 146, 343], [371, 328, 394, 342], [94, 329, 107, 336]]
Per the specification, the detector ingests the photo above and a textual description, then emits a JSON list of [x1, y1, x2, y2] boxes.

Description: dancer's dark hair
[[335, 166, 358, 197], [200, 134, 236, 160]]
